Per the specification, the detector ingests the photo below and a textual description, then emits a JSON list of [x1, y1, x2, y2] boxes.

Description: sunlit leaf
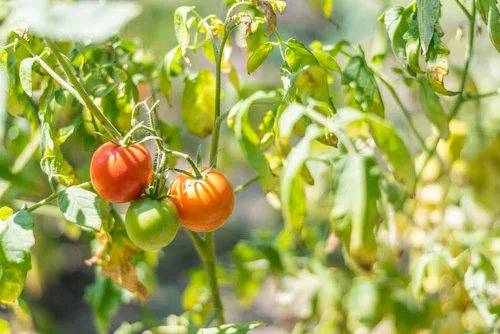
[[58, 186, 102, 231], [416, 0, 440, 54], [311, 50, 341, 73], [331, 155, 380, 269], [464, 252, 500, 327], [198, 322, 265, 334], [476, 0, 500, 53], [19, 57, 34, 96], [159, 46, 182, 107], [0, 211, 34, 304], [281, 125, 321, 240], [182, 70, 216, 137], [174, 6, 194, 64], [323, 0, 335, 19], [425, 33, 459, 96], [418, 77, 449, 139], [404, 13, 423, 74], [285, 39, 319, 72], [341, 55, 384, 117], [382, 6, 410, 69], [227, 91, 278, 192], [247, 42, 275, 74]]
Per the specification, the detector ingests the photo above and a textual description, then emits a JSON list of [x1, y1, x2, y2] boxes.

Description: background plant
[[1, 0, 500, 333]]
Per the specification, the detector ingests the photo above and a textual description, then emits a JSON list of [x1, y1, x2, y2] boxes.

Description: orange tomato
[[90, 142, 152, 203], [170, 168, 235, 232]]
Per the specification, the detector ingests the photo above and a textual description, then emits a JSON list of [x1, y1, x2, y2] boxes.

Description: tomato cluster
[[90, 142, 235, 251]]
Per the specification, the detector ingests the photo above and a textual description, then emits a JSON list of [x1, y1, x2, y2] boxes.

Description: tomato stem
[[186, 230, 225, 326], [208, 23, 239, 165], [234, 175, 260, 195], [45, 39, 123, 142], [24, 182, 92, 213]]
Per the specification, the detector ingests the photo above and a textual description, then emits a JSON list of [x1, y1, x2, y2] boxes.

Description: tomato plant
[[2, 0, 500, 333], [171, 168, 235, 233], [90, 142, 153, 203]]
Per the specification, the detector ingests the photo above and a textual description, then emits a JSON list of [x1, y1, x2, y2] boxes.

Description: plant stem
[[35, 57, 85, 105], [209, 25, 236, 165], [186, 230, 225, 325], [397, 2, 476, 209], [373, 72, 427, 152], [464, 88, 500, 100], [25, 182, 91, 213], [234, 175, 260, 194], [45, 39, 122, 141], [187, 15, 240, 328]]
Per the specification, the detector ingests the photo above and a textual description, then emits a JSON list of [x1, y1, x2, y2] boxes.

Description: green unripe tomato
[[125, 197, 180, 251]]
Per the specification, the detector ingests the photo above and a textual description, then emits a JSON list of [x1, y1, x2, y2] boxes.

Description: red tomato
[[170, 168, 235, 232], [90, 142, 152, 203]]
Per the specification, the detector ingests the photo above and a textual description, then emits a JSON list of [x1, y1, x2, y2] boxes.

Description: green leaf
[[54, 89, 66, 105], [331, 155, 380, 269], [57, 115, 82, 145], [174, 6, 194, 64], [323, 0, 335, 19], [19, 57, 35, 97], [416, 0, 440, 54], [0, 267, 26, 304], [382, 6, 410, 69], [0, 319, 10, 334], [8, 2, 140, 42], [83, 135, 97, 152], [417, 77, 449, 139], [403, 13, 423, 74], [476, 0, 500, 53], [227, 91, 278, 192], [278, 103, 307, 138], [285, 38, 319, 72], [347, 278, 390, 328], [182, 70, 216, 137], [281, 125, 322, 240], [425, 33, 459, 96], [0, 211, 34, 272], [85, 272, 123, 334], [198, 322, 265, 334], [464, 252, 500, 327], [294, 65, 334, 107], [57, 186, 102, 231], [341, 55, 384, 117], [247, 42, 275, 74], [40, 154, 78, 186], [159, 46, 182, 107], [0, 69, 7, 142], [340, 109, 416, 194], [311, 50, 341, 73], [411, 253, 435, 303]]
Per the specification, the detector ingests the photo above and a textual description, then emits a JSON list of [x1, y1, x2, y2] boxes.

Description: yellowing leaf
[[182, 70, 217, 137], [0, 207, 13, 221]]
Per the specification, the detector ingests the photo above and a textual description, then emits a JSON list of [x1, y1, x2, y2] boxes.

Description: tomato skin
[[90, 142, 152, 203], [170, 168, 235, 232], [125, 197, 180, 251]]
